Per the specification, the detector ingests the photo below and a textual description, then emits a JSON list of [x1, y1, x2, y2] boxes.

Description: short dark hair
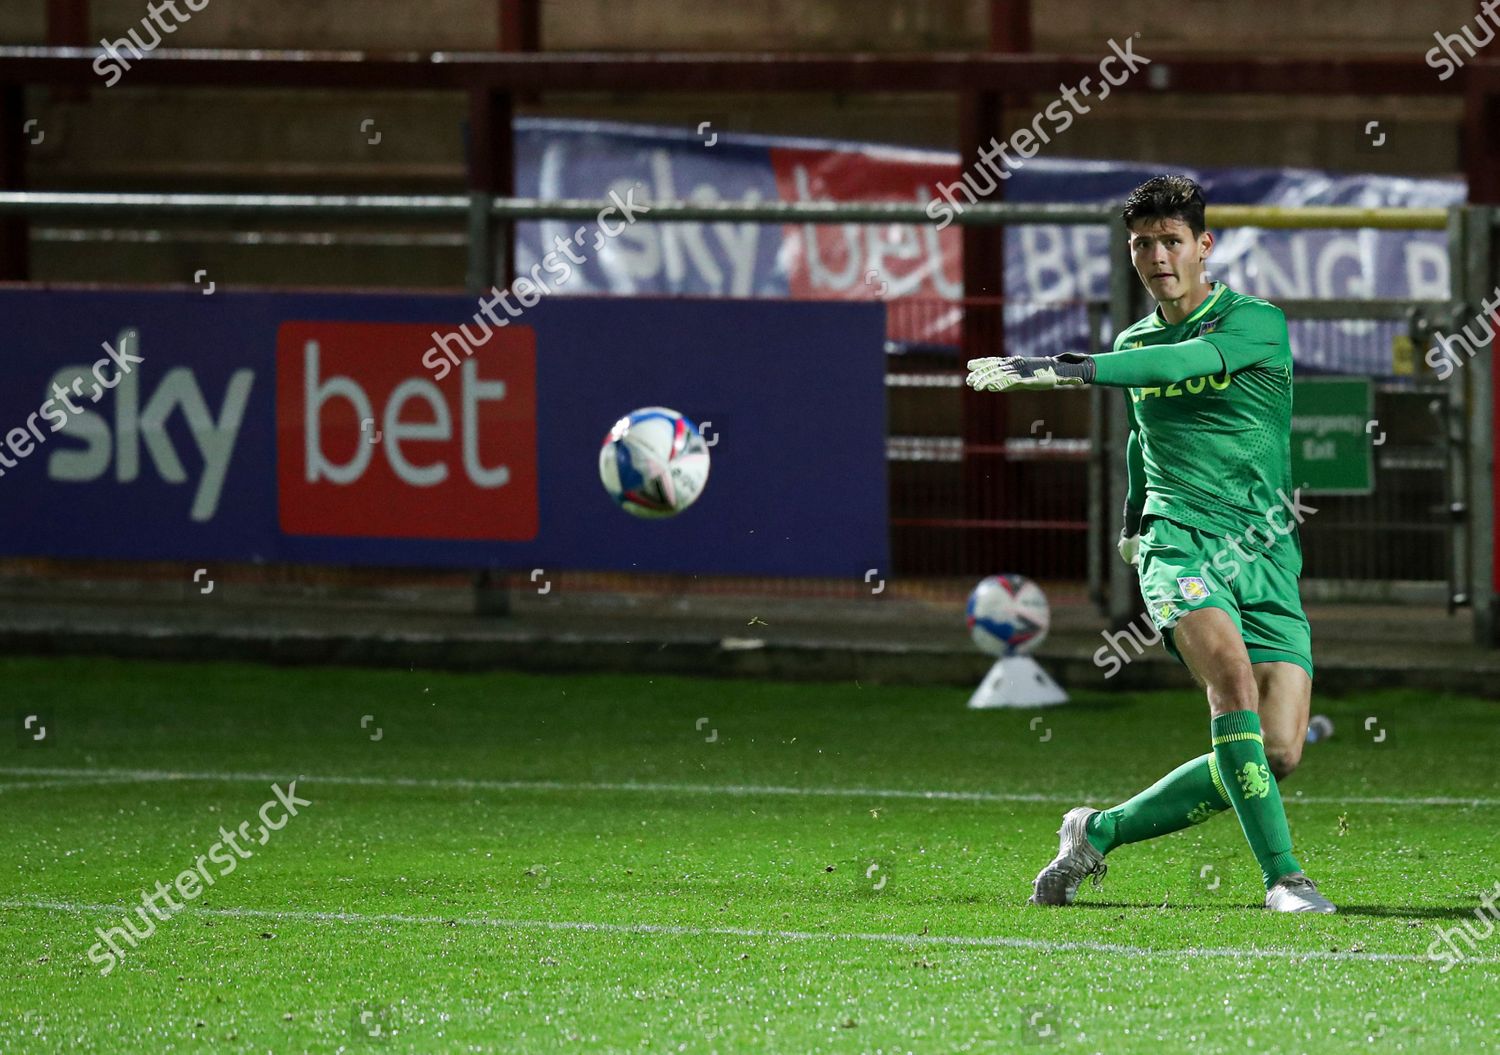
[[1121, 175, 1207, 236]]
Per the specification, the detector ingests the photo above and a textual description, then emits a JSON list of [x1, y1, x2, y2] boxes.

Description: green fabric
[[1084, 753, 1232, 855], [1104, 283, 1297, 544], [1136, 513, 1313, 679], [1211, 710, 1302, 888], [1124, 419, 1146, 515], [1092, 336, 1225, 387]]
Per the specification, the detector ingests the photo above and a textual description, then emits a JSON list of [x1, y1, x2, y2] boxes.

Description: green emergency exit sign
[[1290, 378, 1374, 495]]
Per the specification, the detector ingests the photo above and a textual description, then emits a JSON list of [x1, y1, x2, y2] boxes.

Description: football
[[598, 406, 712, 518], [966, 574, 1051, 657]]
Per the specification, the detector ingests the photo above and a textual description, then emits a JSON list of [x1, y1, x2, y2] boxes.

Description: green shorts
[[1137, 514, 1314, 680]]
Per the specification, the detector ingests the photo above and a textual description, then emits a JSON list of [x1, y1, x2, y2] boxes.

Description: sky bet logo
[[276, 322, 538, 540], [38, 329, 254, 522]]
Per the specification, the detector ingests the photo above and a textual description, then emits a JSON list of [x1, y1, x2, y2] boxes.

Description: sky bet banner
[[0, 290, 888, 575], [514, 118, 1464, 374]]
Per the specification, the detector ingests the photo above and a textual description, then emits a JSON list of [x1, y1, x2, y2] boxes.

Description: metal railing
[[0, 191, 1490, 637]]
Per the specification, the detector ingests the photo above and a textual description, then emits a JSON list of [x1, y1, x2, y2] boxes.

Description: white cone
[[967, 656, 1069, 709]]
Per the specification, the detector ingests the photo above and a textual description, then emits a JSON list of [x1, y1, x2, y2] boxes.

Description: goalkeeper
[[966, 175, 1333, 913]]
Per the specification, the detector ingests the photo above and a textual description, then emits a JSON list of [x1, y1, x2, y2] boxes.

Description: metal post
[[958, 90, 1008, 576], [0, 84, 27, 281], [47, 0, 89, 102], [1463, 205, 1496, 643], [500, 0, 541, 53], [466, 84, 516, 614], [956, 1, 1030, 577], [46, 0, 89, 42], [466, 86, 515, 295], [1441, 205, 1471, 617], [474, 567, 513, 617], [465, 191, 494, 297]]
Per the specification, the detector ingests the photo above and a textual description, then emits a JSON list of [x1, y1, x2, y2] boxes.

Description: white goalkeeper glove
[[965, 353, 1096, 393]]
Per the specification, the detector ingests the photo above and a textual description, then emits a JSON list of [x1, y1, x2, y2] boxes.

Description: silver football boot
[[1028, 807, 1107, 906], [1265, 872, 1337, 913]]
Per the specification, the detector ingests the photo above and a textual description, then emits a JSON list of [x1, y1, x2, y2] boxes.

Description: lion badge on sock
[[1186, 800, 1219, 825], [1236, 762, 1272, 799]]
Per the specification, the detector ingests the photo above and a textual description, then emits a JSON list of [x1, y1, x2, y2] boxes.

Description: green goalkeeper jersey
[[1103, 283, 1299, 568]]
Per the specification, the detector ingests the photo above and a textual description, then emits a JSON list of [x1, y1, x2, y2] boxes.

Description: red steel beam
[[990, 0, 1032, 52], [46, 0, 89, 46], [960, 2, 1032, 573], [1464, 64, 1500, 204], [0, 85, 26, 279], [46, 0, 90, 101], [0, 47, 1475, 290], [492, 0, 538, 286], [499, 0, 541, 53], [0, 48, 1462, 95], [468, 85, 515, 287]]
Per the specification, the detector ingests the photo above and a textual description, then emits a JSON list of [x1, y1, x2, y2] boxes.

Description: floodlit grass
[[2, 657, 1496, 1052]]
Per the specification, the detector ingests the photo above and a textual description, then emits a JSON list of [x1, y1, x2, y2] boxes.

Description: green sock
[[1084, 753, 1232, 854], [1211, 710, 1302, 888]]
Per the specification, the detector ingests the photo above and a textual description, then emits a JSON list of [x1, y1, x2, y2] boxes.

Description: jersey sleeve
[[1091, 338, 1224, 387], [1196, 301, 1289, 372]]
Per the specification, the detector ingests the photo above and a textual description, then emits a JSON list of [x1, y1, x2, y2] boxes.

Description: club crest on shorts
[[1177, 576, 1211, 601]]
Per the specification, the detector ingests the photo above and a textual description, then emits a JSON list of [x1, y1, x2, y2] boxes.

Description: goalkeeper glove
[[965, 352, 1095, 393]]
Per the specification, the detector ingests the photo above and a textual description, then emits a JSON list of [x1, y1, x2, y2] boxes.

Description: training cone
[[967, 655, 1070, 709]]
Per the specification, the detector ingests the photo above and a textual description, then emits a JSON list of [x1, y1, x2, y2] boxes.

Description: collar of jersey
[[1146, 281, 1227, 330]]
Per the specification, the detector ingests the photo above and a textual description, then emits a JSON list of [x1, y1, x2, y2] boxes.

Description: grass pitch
[[2, 656, 1497, 1053]]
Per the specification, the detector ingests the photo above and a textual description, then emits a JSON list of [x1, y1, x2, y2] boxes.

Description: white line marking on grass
[[0, 776, 157, 793], [5, 897, 1493, 967], [0, 766, 1495, 808]]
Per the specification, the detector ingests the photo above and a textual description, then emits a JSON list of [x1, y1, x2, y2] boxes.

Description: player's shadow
[[1326, 904, 1489, 921], [1068, 900, 1237, 912], [1069, 900, 1483, 920]]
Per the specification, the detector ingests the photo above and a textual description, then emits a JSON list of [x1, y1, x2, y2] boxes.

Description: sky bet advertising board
[[513, 118, 1463, 376], [0, 290, 888, 576]]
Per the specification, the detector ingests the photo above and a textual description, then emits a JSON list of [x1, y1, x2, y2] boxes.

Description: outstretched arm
[[1092, 337, 1225, 387], [967, 302, 1287, 393], [966, 337, 1226, 393]]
